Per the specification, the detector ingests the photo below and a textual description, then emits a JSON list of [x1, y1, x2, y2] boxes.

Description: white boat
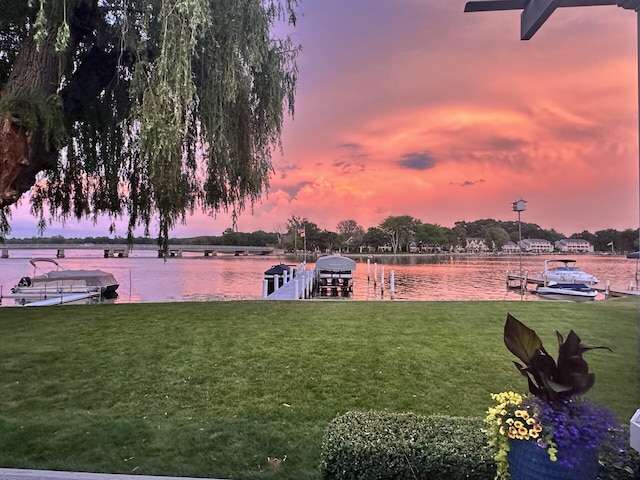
[[315, 255, 356, 296], [7, 258, 119, 306], [542, 259, 599, 284], [536, 281, 598, 301]]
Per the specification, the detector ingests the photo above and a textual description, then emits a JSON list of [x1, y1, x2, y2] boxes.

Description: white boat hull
[[537, 283, 598, 301]]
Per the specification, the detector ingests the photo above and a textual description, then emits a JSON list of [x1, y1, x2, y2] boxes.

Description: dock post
[[374, 263, 378, 286], [263, 279, 268, 298], [381, 266, 385, 294], [390, 270, 395, 299], [367, 259, 371, 282]]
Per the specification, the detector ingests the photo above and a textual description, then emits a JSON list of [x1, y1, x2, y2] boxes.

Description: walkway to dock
[[264, 263, 316, 300]]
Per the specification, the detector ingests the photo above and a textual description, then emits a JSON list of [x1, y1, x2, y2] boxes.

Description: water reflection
[[0, 251, 637, 304]]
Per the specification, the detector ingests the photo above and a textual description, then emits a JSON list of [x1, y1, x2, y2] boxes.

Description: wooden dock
[[506, 271, 640, 298]]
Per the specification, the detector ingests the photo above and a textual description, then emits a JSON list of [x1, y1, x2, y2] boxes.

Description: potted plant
[[484, 313, 623, 480]]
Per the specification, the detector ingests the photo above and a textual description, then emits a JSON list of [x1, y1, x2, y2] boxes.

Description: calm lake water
[[0, 250, 638, 306]]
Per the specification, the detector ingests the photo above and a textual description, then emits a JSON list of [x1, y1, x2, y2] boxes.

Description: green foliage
[[2, 0, 300, 251], [599, 426, 640, 480], [33, 1, 47, 47], [483, 225, 510, 251], [504, 313, 610, 401], [321, 411, 495, 480], [363, 226, 388, 248], [0, 93, 67, 152], [379, 215, 419, 253]]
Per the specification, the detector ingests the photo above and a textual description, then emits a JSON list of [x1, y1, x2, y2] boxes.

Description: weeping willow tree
[[0, 0, 299, 251]]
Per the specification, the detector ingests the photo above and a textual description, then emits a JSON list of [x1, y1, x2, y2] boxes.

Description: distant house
[[466, 237, 489, 253], [409, 242, 441, 253], [519, 238, 553, 253], [502, 241, 520, 254], [555, 238, 594, 253]]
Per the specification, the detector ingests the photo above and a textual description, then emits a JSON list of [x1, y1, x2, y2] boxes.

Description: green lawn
[[0, 299, 637, 480]]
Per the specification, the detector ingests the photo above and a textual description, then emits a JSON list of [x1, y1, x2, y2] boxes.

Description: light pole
[[513, 199, 527, 295]]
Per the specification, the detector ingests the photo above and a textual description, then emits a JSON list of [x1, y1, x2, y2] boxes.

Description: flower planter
[[631, 409, 640, 452], [508, 439, 598, 480]]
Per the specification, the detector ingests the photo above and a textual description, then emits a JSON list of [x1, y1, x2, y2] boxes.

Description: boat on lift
[[7, 258, 119, 306], [314, 255, 356, 296]]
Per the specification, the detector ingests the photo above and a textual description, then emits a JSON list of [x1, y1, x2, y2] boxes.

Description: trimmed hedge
[[320, 411, 494, 480], [320, 411, 640, 480]]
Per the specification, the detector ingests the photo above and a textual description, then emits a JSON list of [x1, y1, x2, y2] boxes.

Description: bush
[[320, 411, 495, 480], [598, 425, 640, 480], [320, 411, 640, 480]]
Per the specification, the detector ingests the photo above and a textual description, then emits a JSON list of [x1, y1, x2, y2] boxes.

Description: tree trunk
[[0, 33, 62, 208]]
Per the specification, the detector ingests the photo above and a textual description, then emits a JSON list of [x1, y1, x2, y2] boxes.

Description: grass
[[0, 299, 638, 479]]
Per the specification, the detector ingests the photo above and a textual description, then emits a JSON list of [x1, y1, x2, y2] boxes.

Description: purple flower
[[529, 396, 622, 468]]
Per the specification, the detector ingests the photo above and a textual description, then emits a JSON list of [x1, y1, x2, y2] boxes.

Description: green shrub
[[598, 425, 640, 480], [320, 411, 495, 480], [320, 411, 640, 480]]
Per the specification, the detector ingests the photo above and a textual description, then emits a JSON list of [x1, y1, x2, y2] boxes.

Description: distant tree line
[[4, 215, 638, 254]]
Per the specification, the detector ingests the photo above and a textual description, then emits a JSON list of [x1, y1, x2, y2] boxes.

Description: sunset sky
[[8, 0, 640, 238]]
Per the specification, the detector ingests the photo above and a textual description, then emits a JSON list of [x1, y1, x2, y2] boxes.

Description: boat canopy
[[44, 270, 118, 288], [315, 255, 356, 272], [264, 264, 291, 276]]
